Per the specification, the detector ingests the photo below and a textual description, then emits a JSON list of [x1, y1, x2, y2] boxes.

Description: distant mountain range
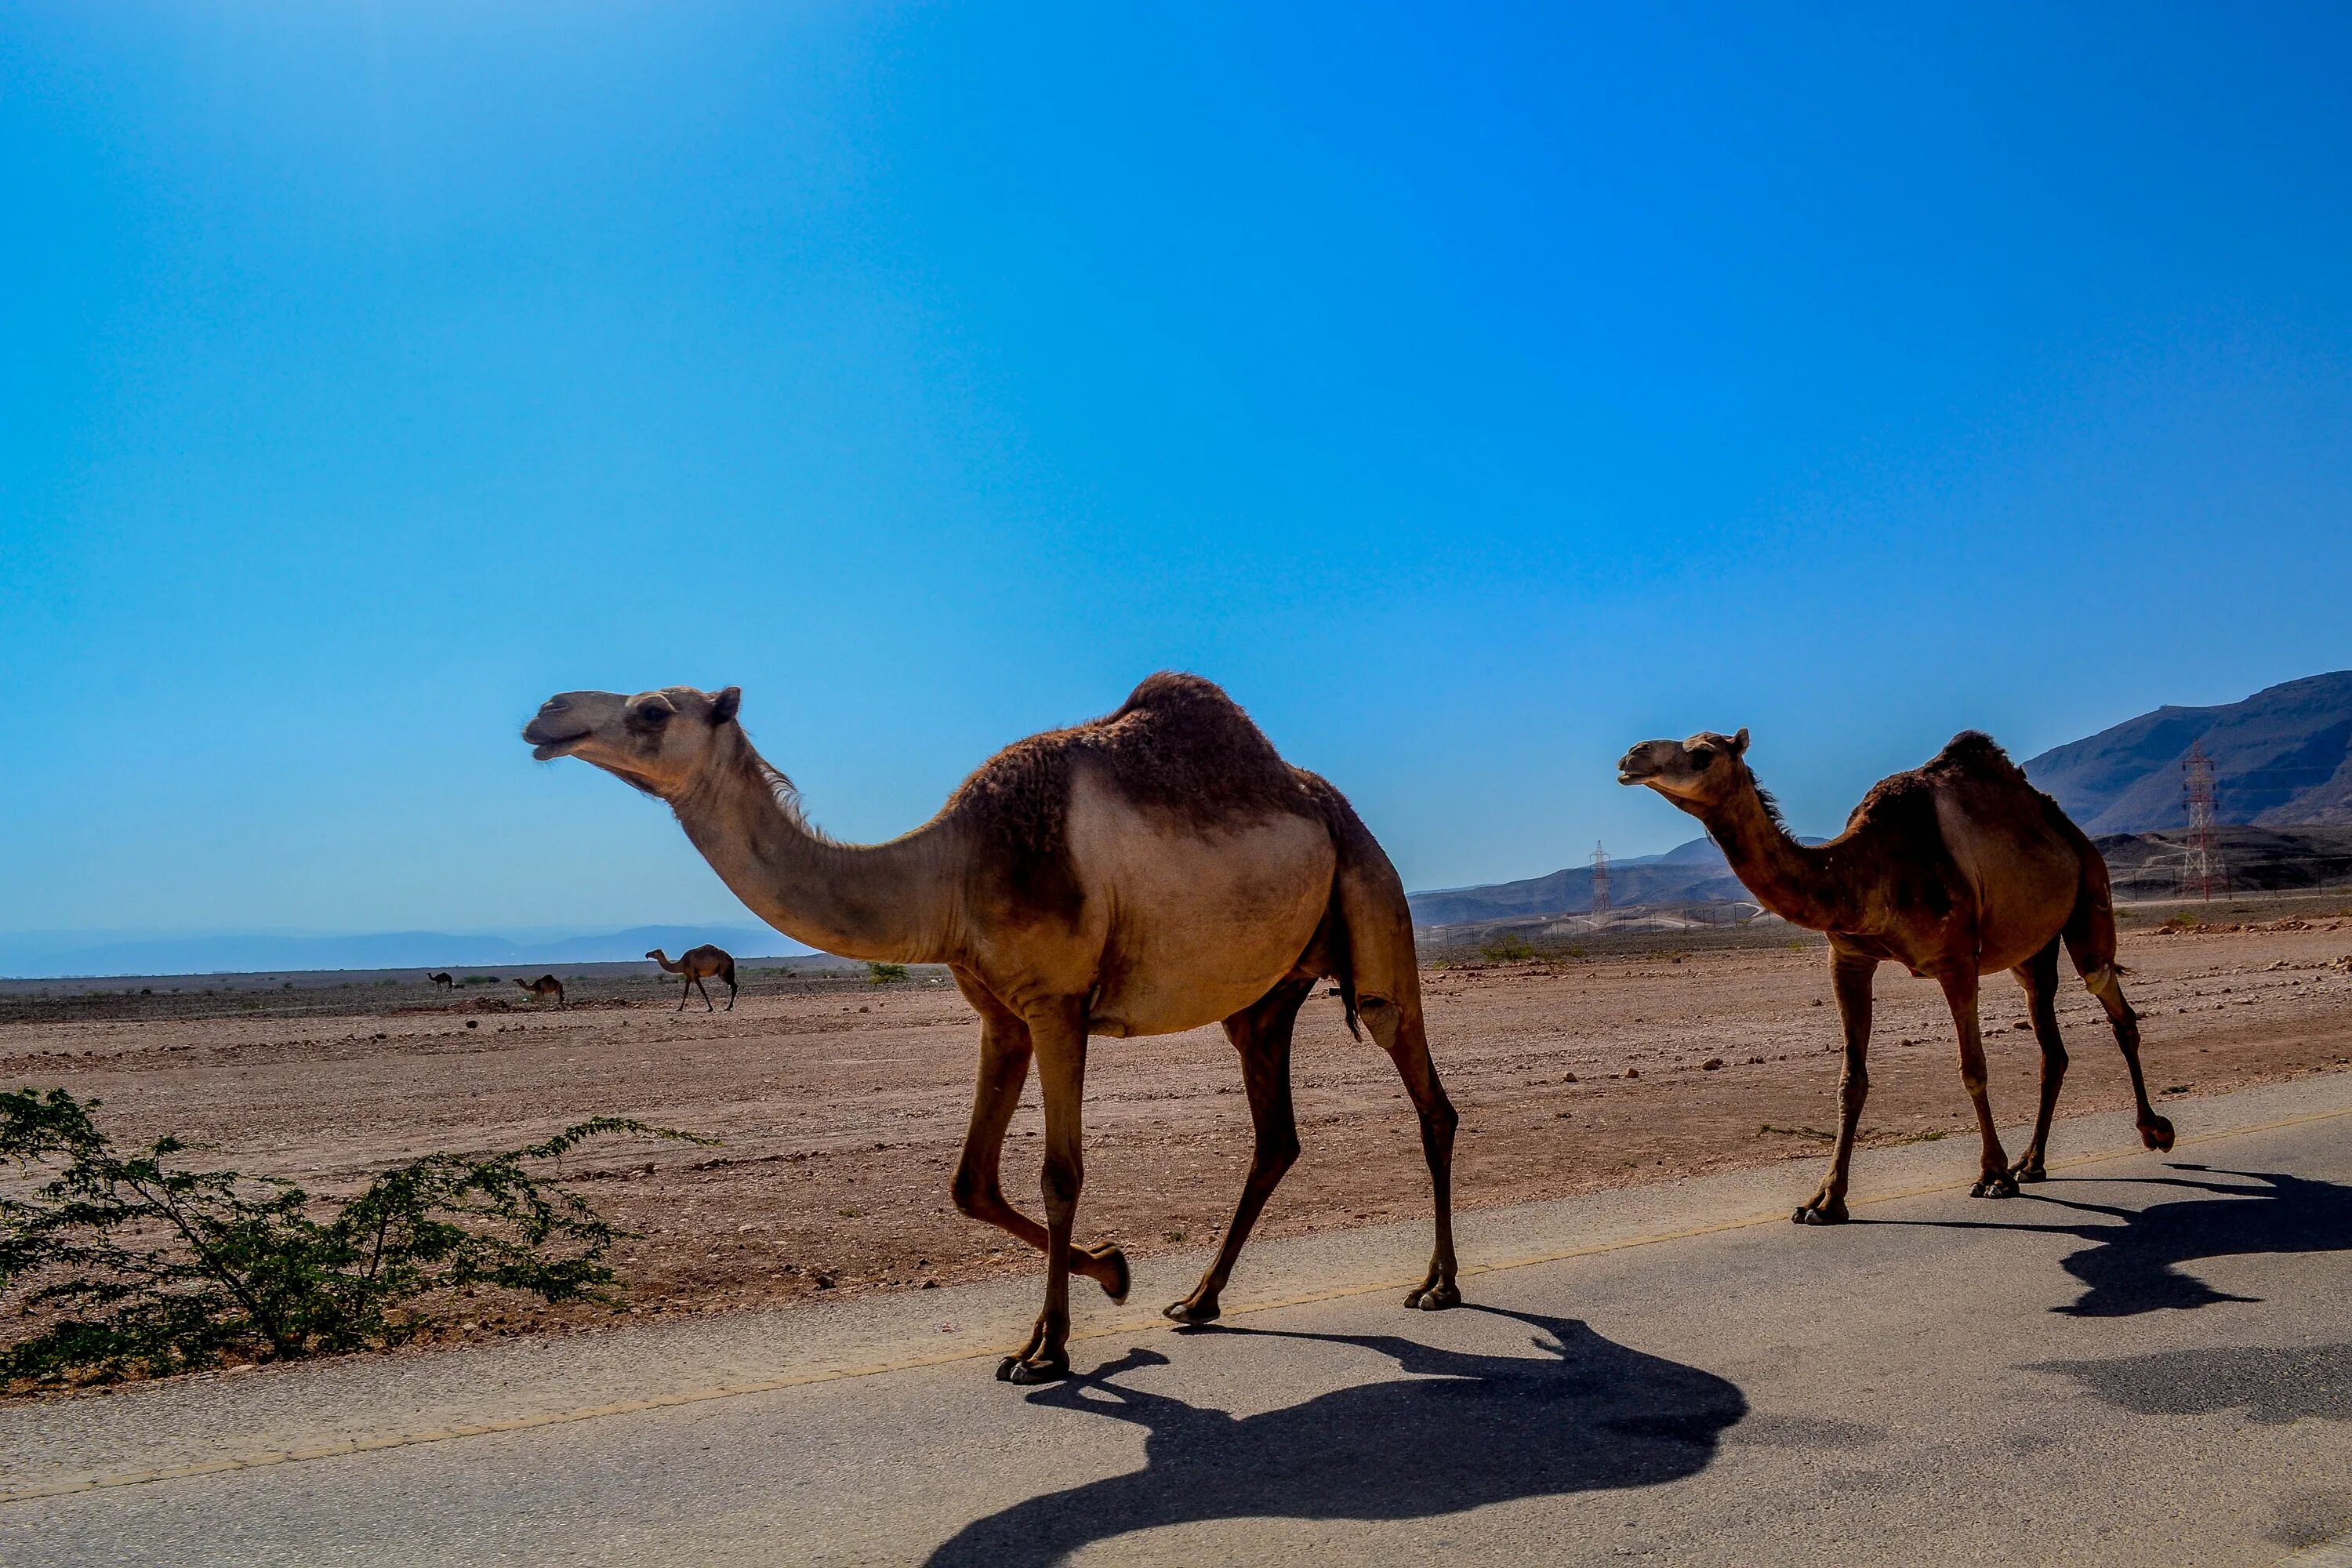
[[2020, 671, 2352, 833], [1406, 836, 1817, 927], [0, 926, 816, 981]]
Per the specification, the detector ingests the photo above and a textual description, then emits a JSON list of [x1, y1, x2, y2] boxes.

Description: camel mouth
[[527, 729, 592, 761]]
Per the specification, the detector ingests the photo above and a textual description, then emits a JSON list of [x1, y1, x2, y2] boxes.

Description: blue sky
[[4, 2, 2348, 938]]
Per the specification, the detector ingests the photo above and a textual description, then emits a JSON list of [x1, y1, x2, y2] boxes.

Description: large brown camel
[[523, 673, 1460, 1383], [1617, 728, 2172, 1224], [515, 974, 564, 1006], [648, 945, 738, 1011]]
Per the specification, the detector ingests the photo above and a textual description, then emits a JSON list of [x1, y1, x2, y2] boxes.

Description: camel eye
[[630, 704, 672, 728], [1690, 749, 1715, 768]]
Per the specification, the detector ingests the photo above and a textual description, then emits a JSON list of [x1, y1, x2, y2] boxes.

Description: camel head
[[522, 685, 742, 799], [1617, 728, 1751, 814]]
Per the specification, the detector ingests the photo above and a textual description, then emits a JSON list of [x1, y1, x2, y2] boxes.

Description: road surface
[[6, 1073, 2352, 1565]]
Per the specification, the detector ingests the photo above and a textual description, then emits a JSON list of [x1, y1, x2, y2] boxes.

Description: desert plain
[[5, 901, 2350, 1360]]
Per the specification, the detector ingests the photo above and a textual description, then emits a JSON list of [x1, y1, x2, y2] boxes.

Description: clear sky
[[4, 2, 2349, 940]]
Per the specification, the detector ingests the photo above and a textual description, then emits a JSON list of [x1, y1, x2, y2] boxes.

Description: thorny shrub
[[0, 1089, 710, 1387]]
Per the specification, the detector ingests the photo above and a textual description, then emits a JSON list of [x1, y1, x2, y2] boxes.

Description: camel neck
[[1700, 782, 1855, 932], [668, 736, 963, 965]]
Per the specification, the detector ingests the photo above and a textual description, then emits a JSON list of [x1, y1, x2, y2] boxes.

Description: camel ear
[[1732, 728, 1750, 756], [710, 687, 741, 724]]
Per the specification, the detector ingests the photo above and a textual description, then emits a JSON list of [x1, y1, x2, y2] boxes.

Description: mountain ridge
[[2019, 670, 2352, 832]]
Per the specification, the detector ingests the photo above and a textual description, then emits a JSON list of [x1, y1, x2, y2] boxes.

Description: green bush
[[866, 961, 909, 985], [0, 1089, 709, 1385], [1476, 935, 1537, 963]]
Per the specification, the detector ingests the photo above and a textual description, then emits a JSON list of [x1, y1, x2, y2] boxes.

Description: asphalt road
[[8, 1073, 2352, 1566]]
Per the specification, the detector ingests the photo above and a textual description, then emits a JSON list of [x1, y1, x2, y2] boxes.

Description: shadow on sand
[[1868, 1164, 2352, 1316], [924, 1306, 1745, 1567]]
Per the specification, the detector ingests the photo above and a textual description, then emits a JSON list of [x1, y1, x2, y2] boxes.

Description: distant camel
[[524, 673, 1457, 1384], [648, 946, 738, 1011], [1620, 728, 2172, 1224], [427, 971, 454, 991], [515, 975, 564, 1006]]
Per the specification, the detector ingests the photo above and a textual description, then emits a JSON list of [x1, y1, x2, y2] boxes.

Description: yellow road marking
[[5, 1099, 2347, 1507]]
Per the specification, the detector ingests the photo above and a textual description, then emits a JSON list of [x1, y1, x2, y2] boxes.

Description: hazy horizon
[[6, 5, 2349, 942]]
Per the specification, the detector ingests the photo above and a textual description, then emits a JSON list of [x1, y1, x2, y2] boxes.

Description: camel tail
[[1295, 770, 1420, 1035], [2042, 791, 2126, 985]]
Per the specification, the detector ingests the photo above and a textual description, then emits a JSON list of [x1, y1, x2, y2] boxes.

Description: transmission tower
[[2180, 742, 2227, 900], [1590, 841, 1611, 914]]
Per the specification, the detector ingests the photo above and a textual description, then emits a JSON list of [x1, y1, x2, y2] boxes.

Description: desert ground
[[5, 901, 2350, 1362]]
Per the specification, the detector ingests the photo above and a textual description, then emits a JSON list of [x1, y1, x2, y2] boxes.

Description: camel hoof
[[1001, 1355, 1070, 1386], [2010, 1162, 2049, 1184], [1405, 1282, 1461, 1312], [1970, 1174, 2019, 1200], [1163, 1298, 1220, 1325], [2143, 1116, 2176, 1152], [1791, 1198, 1849, 1225], [1091, 1244, 1131, 1305]]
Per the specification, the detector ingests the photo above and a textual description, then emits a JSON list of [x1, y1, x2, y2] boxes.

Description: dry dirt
[[6, 918, 2351, 1354]]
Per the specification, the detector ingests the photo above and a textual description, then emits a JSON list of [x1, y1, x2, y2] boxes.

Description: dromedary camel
[[648, 945, 737, 1011], [523, 673, 1459, 1383], [515, 974, 564, 1006], [427, 971, 454, 991], [1617, 728, 2172, 1224]]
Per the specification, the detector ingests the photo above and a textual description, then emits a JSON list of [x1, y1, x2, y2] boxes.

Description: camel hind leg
[[1326, 833, 1460, 1311], [1363, 993, 1460, 1309], [1164, 977, 1311, 1325], [2062, 881, 2174, 1151]]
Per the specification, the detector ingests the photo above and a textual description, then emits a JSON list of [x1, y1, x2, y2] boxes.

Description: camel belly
[[1934, 794, 2080, 971], [1065, 782, 1335, 1038]]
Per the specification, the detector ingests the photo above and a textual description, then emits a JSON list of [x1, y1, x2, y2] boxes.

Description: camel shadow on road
[[924, 1305, 1745, 1567], [1867, 1164, 2352, 1316]]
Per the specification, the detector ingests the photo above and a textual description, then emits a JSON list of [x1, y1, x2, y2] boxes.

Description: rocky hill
[[2020, 671, 2352, 833]]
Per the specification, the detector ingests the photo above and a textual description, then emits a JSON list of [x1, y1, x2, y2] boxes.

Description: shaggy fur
[[943, 672, 1312, 857]]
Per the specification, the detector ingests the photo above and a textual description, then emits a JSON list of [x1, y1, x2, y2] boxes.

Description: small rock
[[921, 1278, 940, 1290], [1702, 1058, 1725, 1071], [1624, 1068, 1640, 1080]]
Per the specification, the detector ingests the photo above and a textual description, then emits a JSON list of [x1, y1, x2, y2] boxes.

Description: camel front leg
[[695, 975, 714, 1012], [2010, 940, 2068, 1182], [1938, 967, 2014, 1198], [1796, 950, 1876, 1225], [946, 989, 1127, 1308], [1000, 999, 1090, 1385], [1167, 978, 1310, 1325]]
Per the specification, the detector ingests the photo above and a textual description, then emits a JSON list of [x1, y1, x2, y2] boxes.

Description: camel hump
[[946, 672, 1307, 879], [1930, 730, 2024, 782], [1109, 670, 1247, 721]]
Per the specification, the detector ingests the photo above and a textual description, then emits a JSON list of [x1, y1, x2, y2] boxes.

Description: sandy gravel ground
[[5, 916, 2350, 1358]]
